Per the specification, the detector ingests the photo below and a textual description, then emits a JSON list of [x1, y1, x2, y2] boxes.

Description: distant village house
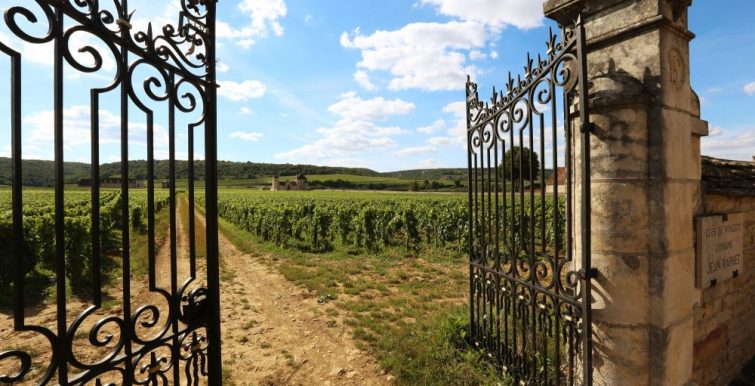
[[271, 173, 308, 191]]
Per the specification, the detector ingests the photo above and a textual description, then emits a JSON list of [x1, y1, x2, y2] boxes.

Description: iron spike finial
[[116, 13, 134, 29], [525, 53, 533, 79], [546, 27, 555, 55]]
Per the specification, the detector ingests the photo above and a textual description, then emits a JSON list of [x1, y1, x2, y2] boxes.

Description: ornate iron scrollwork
[[466, 17, 594, 385], [0, 0, 221, 384]]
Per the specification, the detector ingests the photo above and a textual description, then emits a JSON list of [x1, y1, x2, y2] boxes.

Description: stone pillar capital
[[545, 0, 695, 40], [543, 0, 584, 25]]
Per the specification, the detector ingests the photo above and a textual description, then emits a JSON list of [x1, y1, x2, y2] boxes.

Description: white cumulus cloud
[[22, 105, 170, 161], [327, 91, 415, 121], [396, 146, 439, 156], [217, 0, 287, 48], [340, 0, 543, 92], [218, 80, 267, 102], [275, 92, 414, 165], [354, 70, 377, 91], [341, 21, 488, 91], [426, 101, 467, 147], [229, 131, 264, 142], [469, 50, 487, 60], [744, 82, 755, 95], [419, 0, 545, 30], [702, 126, 755, 161], [417, 119, 446, 134]]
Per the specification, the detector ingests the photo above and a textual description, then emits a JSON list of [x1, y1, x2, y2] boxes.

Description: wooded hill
[[0, 158, 381, 187], [2, 158, 473, 187], [382, 168, 468, 181]]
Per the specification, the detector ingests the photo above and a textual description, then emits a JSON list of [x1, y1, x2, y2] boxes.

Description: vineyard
[[0, 189, 170, 305], [0, 186, 567, 307], [205, 190, 566, 257]]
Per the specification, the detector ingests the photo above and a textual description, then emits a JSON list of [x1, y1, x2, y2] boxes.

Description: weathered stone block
[[589, 109, 649, 180], [663, 181, 696, 253], [657, 249, 696, 328], [662, 318, 694, 385], [592, 322, 650, 386], [661, 110, 698, 180], [592, 181, 649, 253], [659, 32, 695, 112], [586, 31, 661, 85], [592, 253, 650, 325]]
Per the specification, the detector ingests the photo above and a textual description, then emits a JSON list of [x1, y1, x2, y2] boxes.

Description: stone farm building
[[271, 173, 308, 191]]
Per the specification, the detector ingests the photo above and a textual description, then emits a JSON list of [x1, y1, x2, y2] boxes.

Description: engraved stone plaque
[[696, 213, 744, 288]]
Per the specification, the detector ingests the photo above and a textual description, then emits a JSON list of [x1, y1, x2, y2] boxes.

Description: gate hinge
[[579, 268, 598, 280]]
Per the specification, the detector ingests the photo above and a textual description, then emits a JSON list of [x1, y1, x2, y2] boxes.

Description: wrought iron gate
[[0, 0, 222, 384], [466, 18, 594, 385]]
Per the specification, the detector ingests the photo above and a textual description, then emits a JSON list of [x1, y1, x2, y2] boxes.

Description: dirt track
[[1, 201, 390, 385], [197, 210, 389, 386]]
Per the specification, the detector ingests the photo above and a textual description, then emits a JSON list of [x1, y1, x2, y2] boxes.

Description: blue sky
[[0, 0, 753, 172]]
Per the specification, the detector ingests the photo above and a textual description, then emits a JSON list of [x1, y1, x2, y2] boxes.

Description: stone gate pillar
[[543, 1, 708, 385]]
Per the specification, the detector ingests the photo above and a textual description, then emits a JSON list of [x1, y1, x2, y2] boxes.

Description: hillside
[[0, 158, 558, 190], [383, 168, 468, 181], [0, 158, 381, 186], [0, 158, 91, 187]]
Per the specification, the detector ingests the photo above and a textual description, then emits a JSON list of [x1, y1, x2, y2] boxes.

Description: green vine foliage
[[0, 189, 169, 306], [206, 190, 566, 259]]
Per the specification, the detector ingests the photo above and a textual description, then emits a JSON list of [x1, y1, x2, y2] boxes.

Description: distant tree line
[[383, 168, 468, 180], [0, 158, 382, 187], [309, 179, 408, 191], [0, 157, 546, 190]]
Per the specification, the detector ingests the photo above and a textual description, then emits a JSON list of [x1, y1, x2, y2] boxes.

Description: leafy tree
[[501, 147, 540, 190], [453, 179, 462, 188]]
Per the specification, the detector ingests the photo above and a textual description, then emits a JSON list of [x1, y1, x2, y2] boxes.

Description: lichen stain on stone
[[620, 255, 641, 270]]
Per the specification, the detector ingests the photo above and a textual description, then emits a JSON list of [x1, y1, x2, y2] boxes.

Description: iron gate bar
[[205, 1, 223, 380], [466, 17, 594, 385], [576, 17, 594, 386], [0, 0, 222, 384]]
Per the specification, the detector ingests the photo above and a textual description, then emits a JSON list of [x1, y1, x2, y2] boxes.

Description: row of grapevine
[[0, 189, 170, 305], [204, 190, 566, 257]]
